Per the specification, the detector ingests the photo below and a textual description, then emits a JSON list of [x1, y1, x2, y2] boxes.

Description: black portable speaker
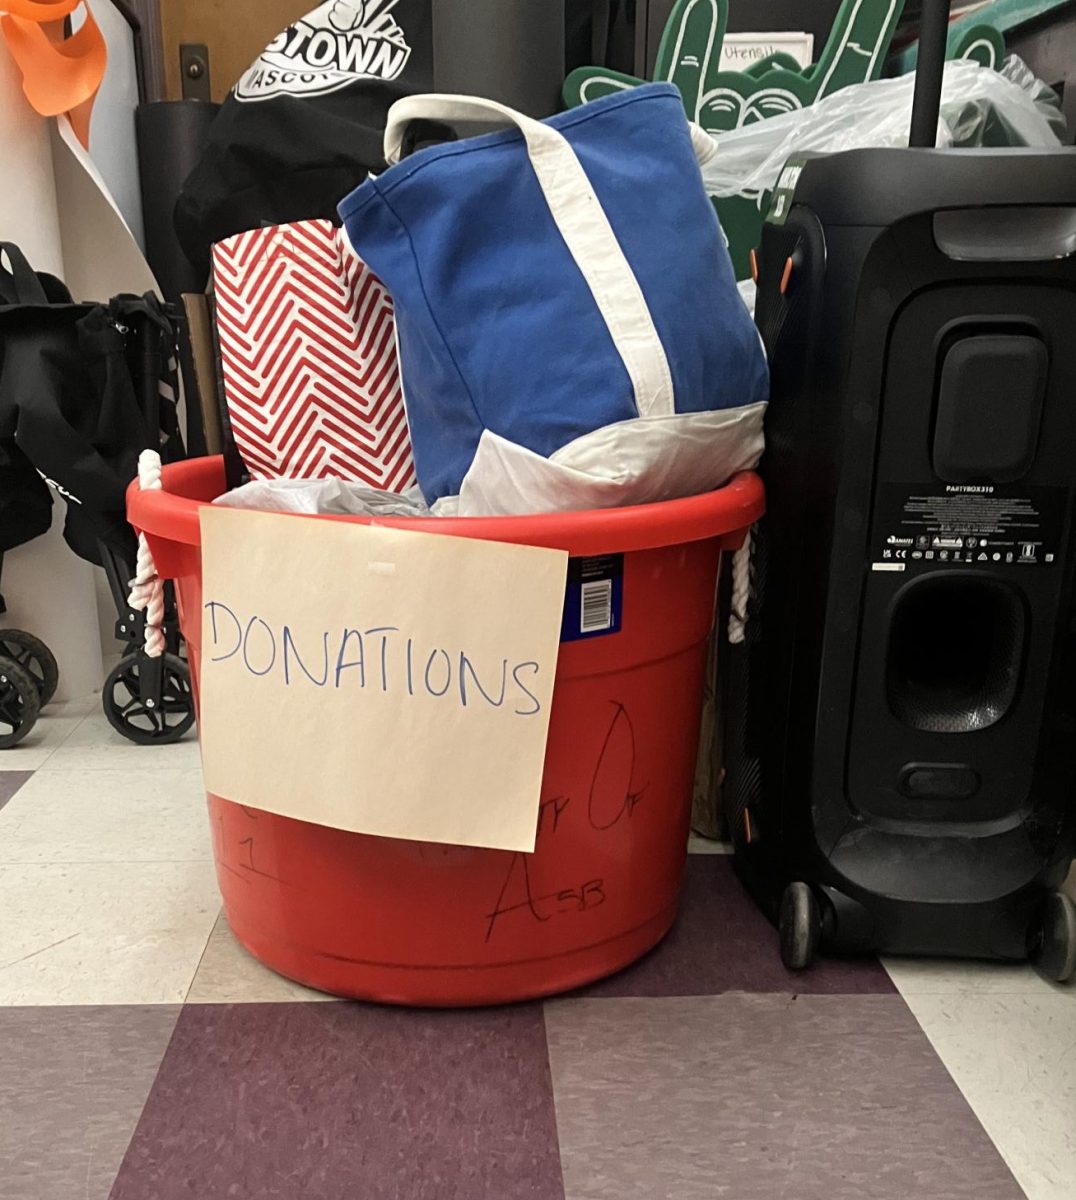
[[722, 0, 1076, 981]]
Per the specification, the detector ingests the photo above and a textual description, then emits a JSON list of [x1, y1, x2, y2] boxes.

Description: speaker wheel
[[779, 881, 820, 971], [1030, 891, 1076, 984]]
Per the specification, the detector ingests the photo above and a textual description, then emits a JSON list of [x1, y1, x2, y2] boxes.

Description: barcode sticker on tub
[[560, 554, 623, 642], [580, 579, 613, 633]]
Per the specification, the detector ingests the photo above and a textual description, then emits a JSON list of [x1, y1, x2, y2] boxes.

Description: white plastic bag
[[448, 402, 766, 517], [214, 406, 768, 519], [701, 58, 1063, 202], [215, 478, 432, 517]]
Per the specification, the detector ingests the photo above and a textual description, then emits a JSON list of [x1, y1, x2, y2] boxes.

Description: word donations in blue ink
[[204, 602, 545, 717]]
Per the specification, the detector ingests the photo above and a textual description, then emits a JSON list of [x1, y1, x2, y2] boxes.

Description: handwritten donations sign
[[198, 507, 568, 852]]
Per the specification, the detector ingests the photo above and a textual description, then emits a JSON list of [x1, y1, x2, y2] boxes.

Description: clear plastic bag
[[214, 478, 432, 518], [702, 57, 1064, 200], [951, 54, 1067, 146]]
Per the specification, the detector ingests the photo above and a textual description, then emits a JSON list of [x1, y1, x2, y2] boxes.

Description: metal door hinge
[[180, 43, 211, 101]]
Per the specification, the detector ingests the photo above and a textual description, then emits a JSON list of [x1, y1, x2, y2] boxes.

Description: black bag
[[173, 1, 620, 277], [0, 244, 58, 554], [174, 0, 435, 278], [0, 245, 183, 566]]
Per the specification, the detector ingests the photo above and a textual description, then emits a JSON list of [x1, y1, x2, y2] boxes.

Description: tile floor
[[0, 698, 1073, 1199]]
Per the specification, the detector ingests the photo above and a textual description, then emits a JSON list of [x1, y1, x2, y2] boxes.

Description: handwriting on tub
[[587, 702, 647, 831], [536, 794, 570, 837], [484, 856, 605, 942], [213, 700, 646, 937], [484, 702, 646, 942]]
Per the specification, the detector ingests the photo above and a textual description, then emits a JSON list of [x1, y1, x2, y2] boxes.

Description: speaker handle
[[909, 0, 954, 148]]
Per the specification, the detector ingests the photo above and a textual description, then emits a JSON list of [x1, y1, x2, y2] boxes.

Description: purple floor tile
[[577, 855, 895, 997], [110, 1002, 565, 1200], [0, 770, 32, 812], [545, 995, 1025, 1200], [0, 1005, 180, 1200]]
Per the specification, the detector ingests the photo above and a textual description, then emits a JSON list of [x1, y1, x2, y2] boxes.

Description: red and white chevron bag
[[212, 219, 416, 490]]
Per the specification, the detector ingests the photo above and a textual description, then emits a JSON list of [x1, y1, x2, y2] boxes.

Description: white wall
[[0, 46, 105, 701], [83, 0, 146, 248]]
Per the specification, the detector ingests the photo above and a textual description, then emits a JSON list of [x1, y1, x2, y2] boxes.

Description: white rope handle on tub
[[126, 449, 166, 658], [727, 527, 753, 646]]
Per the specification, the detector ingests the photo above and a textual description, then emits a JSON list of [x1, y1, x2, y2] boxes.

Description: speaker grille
[[887, 576, 1027, 733]]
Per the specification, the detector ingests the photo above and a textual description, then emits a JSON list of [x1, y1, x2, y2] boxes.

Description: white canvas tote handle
[[384, 93, 705, 420]]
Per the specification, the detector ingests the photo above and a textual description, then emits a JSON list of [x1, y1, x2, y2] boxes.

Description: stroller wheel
[[0, 629, 59, 705], [0, 655, 43, 749], [103, 652, 195, 746]]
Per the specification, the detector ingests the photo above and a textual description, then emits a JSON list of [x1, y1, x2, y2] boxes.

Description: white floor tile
[[884, 956, 1066, 996], [185, 911, 336, 1004], [0, 860, 220, 1004], [0, 695, 99, 771], [904, 991, 1076, 1200], [40, 708, 201, 772], [0, 768, 211, 864], [38, 695, 97, 719]]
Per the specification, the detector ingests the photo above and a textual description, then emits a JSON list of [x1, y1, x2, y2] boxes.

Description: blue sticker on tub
[[560, 554, 623, 642]]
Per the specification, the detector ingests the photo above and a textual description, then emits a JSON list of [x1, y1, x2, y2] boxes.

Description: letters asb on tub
[[198, 507, 568, 852]]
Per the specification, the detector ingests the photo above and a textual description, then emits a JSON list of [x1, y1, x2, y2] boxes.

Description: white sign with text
[[199, 507, 568, 852], [720, 32, 814, 71]]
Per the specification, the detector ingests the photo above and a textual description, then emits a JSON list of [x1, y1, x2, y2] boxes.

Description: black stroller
[[0, 242, 194, 746], [0, 577, 59, 750]]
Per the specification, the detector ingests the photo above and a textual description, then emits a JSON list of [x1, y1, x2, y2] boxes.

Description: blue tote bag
[[339, 83, 768, 508]]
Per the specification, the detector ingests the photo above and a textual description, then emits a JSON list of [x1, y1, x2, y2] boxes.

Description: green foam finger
[[654, 0, 729, 121]]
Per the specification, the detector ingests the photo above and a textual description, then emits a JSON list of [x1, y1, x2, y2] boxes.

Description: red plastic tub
[[129, 456, 763, 1005]]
